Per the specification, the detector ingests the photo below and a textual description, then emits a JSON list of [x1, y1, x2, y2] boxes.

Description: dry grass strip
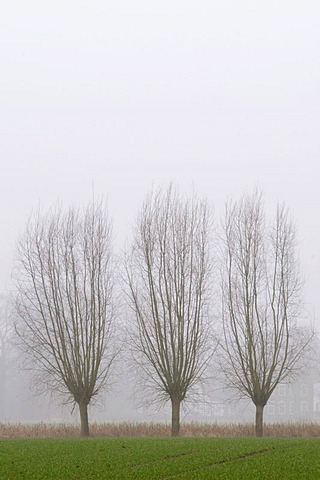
[[0, 421, 320, 438]]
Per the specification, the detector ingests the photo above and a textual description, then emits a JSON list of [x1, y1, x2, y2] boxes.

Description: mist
[[1, 0, 320, 427]]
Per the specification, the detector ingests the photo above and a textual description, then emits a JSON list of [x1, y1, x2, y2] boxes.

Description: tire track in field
[[130, 451, 192, 468], [157, 446, 276, 479]]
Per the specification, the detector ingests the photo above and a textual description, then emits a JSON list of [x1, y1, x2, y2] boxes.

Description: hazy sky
[[1, 1, 320, 319]]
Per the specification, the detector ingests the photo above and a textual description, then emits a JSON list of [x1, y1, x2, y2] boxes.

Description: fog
[[1, 0, 320, 425]]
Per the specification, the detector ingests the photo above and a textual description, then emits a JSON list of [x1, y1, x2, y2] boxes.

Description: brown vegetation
[[0, 421, 320, 438]]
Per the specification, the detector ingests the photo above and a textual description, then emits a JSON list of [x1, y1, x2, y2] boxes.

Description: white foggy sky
[[0, 1, 319, 318]]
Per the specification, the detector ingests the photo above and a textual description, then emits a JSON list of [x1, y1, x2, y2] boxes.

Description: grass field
[[1, 437, 320, 479]]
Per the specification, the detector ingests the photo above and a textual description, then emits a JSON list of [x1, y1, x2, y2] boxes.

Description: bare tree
[[219, 190, 312, 436], [0, 295, 13, 418], [126, 185, 212, 436], [14, 201, 117, 436]]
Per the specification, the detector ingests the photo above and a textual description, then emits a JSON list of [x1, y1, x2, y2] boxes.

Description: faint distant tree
[[14, 201, 117, 436], [0, 295, 13, 418], [126, 185, 213, 436], [219, 190, 312, 437]]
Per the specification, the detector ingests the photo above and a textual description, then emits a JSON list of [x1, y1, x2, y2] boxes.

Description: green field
[[1, 437, 320, 479]]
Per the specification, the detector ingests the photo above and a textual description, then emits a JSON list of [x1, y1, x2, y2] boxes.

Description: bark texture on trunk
[[255, 403, 264, 437], [171, 396, 181, 437], [79, 401, 90, 437]]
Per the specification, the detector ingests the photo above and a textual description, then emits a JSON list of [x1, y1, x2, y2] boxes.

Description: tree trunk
[[171, 396, 181, 437], [255, 404, 264, 437], [78, 401, 90, 437]]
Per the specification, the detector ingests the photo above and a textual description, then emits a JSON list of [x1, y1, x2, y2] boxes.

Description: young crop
[[1, 437, 320, 479]]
